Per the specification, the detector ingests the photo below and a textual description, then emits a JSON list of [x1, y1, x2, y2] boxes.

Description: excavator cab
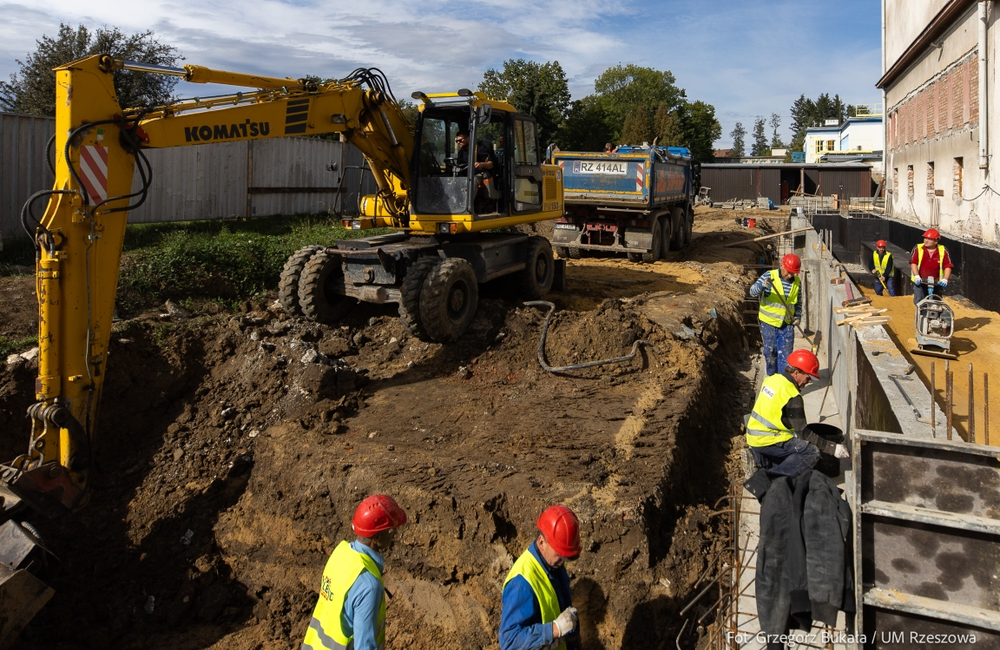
[[409, 92, 546, 227]]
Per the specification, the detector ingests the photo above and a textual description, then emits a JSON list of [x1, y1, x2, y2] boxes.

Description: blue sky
[[0, 0, 882, 148]]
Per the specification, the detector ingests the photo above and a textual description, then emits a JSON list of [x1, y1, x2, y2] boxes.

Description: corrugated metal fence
[[1, 112, 378, 241]]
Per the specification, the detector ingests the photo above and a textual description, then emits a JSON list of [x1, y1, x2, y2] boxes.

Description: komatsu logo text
[[184, 120, 270, 142]]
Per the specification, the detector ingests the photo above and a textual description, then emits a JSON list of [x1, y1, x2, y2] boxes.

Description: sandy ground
[[0, 207, 776, 650], [863, 289, 1000, 444]]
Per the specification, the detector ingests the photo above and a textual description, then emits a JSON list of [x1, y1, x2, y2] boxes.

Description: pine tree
[[730, 122, 746, 158]]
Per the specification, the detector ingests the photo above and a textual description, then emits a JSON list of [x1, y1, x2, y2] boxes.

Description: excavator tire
[[641, 219, 662, 263], [298, 250, 357, 324], [516, 236, 555, 299], [419, 258, 478, 343], [278, 245, 325, 316], [398, 256, 440, 340]]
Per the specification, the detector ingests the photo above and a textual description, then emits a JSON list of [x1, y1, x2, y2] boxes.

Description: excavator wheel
[[298, 250, 357, 324], [641, 219, 662, 264], [278, 245, 325, 316], [419, 258, 479, 343], [517, 236, 555, 299], [398, 256, 440, 340]]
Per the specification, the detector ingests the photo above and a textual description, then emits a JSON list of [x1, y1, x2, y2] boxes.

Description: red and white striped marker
[[79, 145, 109, 204], [635, 163, 644, 192]]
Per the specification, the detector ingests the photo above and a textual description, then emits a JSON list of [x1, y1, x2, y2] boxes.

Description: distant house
[[879, 0, 994, 244], [804, 109, 884, 164], [713, 148, 736, 163]]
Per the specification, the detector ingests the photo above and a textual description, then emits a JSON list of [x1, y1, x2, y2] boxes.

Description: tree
[[751, 116, 768, 156], [0, 23, 181, 116], [730, 122, 746, 158], [654, 103, 684, 146], [769, 112, 783, 148], [479, 59, 570, 147], [593, 64, 683, 143], [677, 100, 721, 162], [556, 96, 612, 151], [788, 93, 849, 152], [620, 105, 652, 145]]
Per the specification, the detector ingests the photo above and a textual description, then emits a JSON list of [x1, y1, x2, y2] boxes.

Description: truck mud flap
[[624, 227, 653, 251]]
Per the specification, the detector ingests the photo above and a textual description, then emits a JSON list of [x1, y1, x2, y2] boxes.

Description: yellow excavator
[[0, 54, 563, 647]]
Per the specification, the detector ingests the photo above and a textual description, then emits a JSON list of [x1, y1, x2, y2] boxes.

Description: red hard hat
[[537, 505, 581, 559], [922, 228, 940, 240], [787, 349, 820, 378], [781, 253, 801, 274], [876, 240, 886, 248], [352, 495, 407, 537]]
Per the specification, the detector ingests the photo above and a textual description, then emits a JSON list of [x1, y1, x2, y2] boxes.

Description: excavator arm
[[0, 53, 414, 646]]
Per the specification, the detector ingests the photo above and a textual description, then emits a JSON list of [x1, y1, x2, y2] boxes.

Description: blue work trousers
[[749, 437, 820, 477], [873, 276, 895, 296], [760, 320, 795, 376]]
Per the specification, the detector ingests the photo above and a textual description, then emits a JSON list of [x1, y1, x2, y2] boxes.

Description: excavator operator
[[454, 129, 501, 212]]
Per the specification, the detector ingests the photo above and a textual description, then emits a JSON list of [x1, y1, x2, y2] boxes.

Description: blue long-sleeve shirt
[[499, 542, 572, 650], [749, 271, 802, 321], [342, 541, 385, 650]]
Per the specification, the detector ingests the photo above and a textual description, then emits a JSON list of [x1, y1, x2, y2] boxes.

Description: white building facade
[[879, 0, 997, 243], [804, 115, 884, 164]]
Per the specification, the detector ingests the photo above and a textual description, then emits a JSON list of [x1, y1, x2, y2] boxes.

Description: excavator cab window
[[412, 109, 473, 215]]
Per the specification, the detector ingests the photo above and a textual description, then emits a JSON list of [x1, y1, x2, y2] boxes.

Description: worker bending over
[[750, 253, 802, 376], [745, 350, 849, 483], [500, 505, 582, 650], [302, 494, 408, 650], [867, 239, 896, 296], [909, 228, 953, 304]]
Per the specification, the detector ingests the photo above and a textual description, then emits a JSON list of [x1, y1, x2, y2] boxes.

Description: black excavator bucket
[[0, 519, 57, 649]]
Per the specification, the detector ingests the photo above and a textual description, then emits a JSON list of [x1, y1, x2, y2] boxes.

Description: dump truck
[[550, 145, 696, 263]]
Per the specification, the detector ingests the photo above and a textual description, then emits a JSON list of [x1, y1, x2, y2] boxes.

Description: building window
[[907, 165, 914, 198], [814, 140, 823, 154], [826, 140, 835, 152], [927, 162, 935, 199], [954, 157, 963, 199], [893, 167, 898, 194]]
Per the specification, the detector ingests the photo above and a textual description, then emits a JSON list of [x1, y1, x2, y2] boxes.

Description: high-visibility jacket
[[872, 250, 892, 276], [503, 549, 566, 650], [758, 269, 800, 327], [916, 244, 946, 280], [746, 372, 800, 447], [302, 541, 386, 650]]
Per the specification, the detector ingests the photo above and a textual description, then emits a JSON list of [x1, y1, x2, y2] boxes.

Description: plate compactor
[[912, 291, 958, 360]]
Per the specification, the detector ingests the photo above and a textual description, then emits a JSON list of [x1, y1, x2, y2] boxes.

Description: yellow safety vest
[[746, 373, 800, 447], [302, 541, 386, 650], [872, 250, 892, 276], [916, 244, 945, 279], [503, 550, 566, 650], [758, 269, 800, 327]]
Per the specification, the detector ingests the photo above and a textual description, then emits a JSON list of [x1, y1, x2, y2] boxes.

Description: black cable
[[45, 133, 56, 175]]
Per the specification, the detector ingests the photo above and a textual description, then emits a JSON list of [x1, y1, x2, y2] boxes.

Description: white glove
[[553, 607, 578, 637], [938, 278, 948, 287], [834, 444, 850, 459], [911, 275, 921, 286]]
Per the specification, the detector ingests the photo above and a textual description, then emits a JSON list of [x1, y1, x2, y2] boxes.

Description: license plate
[[572, 160, 628, 175]]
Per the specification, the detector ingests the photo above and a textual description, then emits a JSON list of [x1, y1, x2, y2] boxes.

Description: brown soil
[[0, 207, 771, 650]]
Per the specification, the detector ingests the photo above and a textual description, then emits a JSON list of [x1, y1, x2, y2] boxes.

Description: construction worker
[[867, 239, 896, 296], [909, 228, 953, 304], [302, 494, 408, 650], [750, 253, 802, 376], [745, 349, 849, 483], [500, 505, 582, 650]]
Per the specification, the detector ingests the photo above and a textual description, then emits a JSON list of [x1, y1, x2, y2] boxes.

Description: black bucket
[[805, 423, 844, 477]]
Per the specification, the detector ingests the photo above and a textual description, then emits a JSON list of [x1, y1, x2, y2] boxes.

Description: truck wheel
[[419, 258, 479, 342], [554, 245, 570, 259], [518, 236, 555, 299], [641, 219, 662, 263], [298, 250, 357, 324], [627, 252, 643, 263], [278, 245, 325, 316], [568, 247, 582, 259], [670, 207, 688, 250], [398, 256, 440, 340], [659, 214, 673, 256], [685, 206, 693, 246]]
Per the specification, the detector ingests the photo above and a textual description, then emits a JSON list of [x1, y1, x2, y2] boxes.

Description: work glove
[[553, 607, 578, 637], [911, 275, 922, 286], [938, 278, 948, 287], [834, 444, 850, 459], [792, 317, 800, 326]]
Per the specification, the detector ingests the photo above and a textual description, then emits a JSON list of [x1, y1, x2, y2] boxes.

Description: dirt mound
[[1, 207, 764, 649]]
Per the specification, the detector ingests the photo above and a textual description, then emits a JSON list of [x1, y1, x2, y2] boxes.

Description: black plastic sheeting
[[810, 215, 1000, 313]]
